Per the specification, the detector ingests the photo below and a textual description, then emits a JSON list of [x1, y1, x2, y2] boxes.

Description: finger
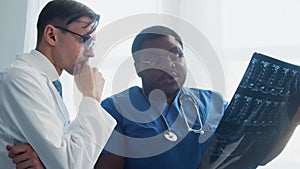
[[93, 69, 102, 81], [77, 62, 92, 80], [8, 144, 30, 159], [20, 154, 43, 169], [92, 67, 98, 72], [14, 146, 41, 168], [99, 74, 105, 86], [99, 72, 105, 84], [15, 159, 34, 169], [6, 144, 13, 151], [12, 150, 31, 164], [74, 62, 83, 75], [81, 62, 91, 73], [6, 144, 15, 159]]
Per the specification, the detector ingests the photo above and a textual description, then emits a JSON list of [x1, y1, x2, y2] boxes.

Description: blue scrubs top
[[101, 86, 226, 169]]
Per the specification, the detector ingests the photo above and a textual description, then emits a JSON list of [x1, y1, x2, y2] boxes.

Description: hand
[[6, 144, 45, 169], [74, 62, 104, 102]]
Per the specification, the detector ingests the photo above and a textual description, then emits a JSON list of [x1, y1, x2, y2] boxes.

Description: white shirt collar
[[18, 49, 60, 82]]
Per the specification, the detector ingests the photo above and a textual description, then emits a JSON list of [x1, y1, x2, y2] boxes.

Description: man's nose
[[161, 56, 176, 68], [83, 47, 95, 58]]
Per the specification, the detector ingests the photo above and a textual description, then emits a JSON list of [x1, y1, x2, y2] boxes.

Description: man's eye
[[170, 49, 183, 58], [173, 52, 184, 58], [83, 36, 91, 43], [177, 52, 184, 58]]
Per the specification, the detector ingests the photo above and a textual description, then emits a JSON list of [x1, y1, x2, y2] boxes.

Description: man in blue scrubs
[[95, 25, 227, 169], [95, 25, 300, 169]]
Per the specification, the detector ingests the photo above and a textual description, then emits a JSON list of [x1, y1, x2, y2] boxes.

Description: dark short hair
[[36, 0, 100, 46], [131, 25, 183, 61]]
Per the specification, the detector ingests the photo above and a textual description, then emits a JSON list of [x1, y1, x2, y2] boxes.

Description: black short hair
[[36, 0, 100, 46], [131, 25, 183, 61]]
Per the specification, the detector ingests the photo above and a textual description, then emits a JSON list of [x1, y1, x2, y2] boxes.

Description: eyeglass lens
[[143, 52, 183, 66], [84, 37, 95, 50]]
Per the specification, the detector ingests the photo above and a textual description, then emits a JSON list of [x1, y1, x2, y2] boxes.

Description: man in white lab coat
[[0, 0, 116, 168]]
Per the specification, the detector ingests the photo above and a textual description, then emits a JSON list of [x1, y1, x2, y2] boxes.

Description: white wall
[[0, 0, 27, 70]]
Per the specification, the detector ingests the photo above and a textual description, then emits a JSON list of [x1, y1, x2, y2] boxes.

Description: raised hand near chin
[[74, 62, 104, 102]]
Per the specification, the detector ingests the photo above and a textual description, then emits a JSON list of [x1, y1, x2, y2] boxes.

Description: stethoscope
[[162, 89, 204, 142]]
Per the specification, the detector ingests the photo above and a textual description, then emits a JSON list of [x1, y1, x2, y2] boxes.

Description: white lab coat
[[0, 50, 116, 169]]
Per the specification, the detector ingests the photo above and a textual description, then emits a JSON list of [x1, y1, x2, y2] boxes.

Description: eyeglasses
[[53, 25, 95, 50], [139, 50, 184, 67]]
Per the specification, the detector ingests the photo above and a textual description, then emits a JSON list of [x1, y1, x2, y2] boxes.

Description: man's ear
[[134, 62, 143, 77], [44, 25, 57, 46]]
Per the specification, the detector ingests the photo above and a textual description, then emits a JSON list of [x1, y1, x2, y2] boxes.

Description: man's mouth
[[159, 71, 179, 82]]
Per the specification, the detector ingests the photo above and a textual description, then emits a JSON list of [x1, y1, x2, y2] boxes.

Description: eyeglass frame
[[53, 25, 95, 50], [138, 50, 184, 67]]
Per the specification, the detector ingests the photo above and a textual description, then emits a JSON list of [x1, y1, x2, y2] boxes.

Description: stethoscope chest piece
[[164, 131, 178, 142]]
